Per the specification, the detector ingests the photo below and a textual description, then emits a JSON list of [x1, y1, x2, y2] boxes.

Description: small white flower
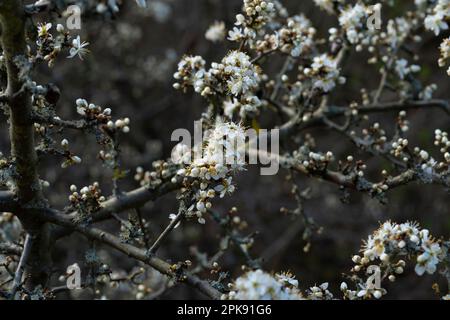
[[424, 12, 449, 36], [68, 36, 90, 60], [205, 21, 226, 43]]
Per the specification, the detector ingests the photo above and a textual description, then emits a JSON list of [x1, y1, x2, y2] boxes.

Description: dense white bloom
[[175, 120, 246, 224], [339, 4, 366, 29], [236, 0, 276, 30], [276, 15, 315, 57], [228, 27, 245, 42], [174, 50, 261, 101], [223, 269, 303, 300], [309, 54, 343, 92], [220, 51, 261, 96], [68, 36, 90, 60], [200, 120, 247, 169], [173, 55, 208, 93], [338, 3, 381, 44], [357, 221, 444, 278], [415, 240, 441, 275]]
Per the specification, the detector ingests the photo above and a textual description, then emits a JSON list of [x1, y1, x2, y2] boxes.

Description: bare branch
[[280, 99, 450, 138], [28, 208, 222, 299]]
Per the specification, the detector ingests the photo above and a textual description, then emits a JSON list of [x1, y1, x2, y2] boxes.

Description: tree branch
[[250, 149, 441, 193], [0, 0, 51, 290], [280, 99, 450, 138], [27, 208, 222, 299]]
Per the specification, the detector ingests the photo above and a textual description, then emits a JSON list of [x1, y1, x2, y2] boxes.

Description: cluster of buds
[[370, 181, 389, 195], [274, 16, 316, 57], [173, 121, 246, 225], [174, 52, 263, 119], [337, 3, 380, 45], [36, 23, 66, 67], [75, 99, 130, 133], [396, 110, 410, 133], [336, 155, 367, 180], [134, 160, 177, 189], [300, 54, 345, 93], [390, 138, 409, 162], [34, 123, 47, 136], [305, 283, 334, 300], [60, 138, 82, 168], [237, 0, 275, 30], [68, 182, 105, 214], [359, 122, 388, 152], [222, 269, 303, 300], [434, 129, 450, 165], [36, 22, 88, 67], [412, 147, 437, 181], [293, 146, 334, 171], [135, 283, 150, 300], [106, 118, 130, 133], [173, 56, 206, 93]]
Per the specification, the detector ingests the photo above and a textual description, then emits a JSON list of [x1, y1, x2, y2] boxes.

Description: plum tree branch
[[250, 149, 446, 193], [279, 99, 450, 137]]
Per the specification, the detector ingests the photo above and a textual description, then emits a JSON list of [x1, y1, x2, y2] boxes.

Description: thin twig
[[10, 234, 33, 299], [148, 202, 186, 254]]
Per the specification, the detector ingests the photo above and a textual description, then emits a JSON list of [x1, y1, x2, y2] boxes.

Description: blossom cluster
[[338, 3, 380, 45], [75, 99, 130, 134], [231, 0, 276, 39], [222, 269, 303, 300], [273, 15, 316, 57], [68, 182, 105, 219], [134, 160, 177, 189], [174, 51, 262, 119], [173, 120, 246, 224], [304, 53, 345, 92], [222, 269, 335, 300]]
